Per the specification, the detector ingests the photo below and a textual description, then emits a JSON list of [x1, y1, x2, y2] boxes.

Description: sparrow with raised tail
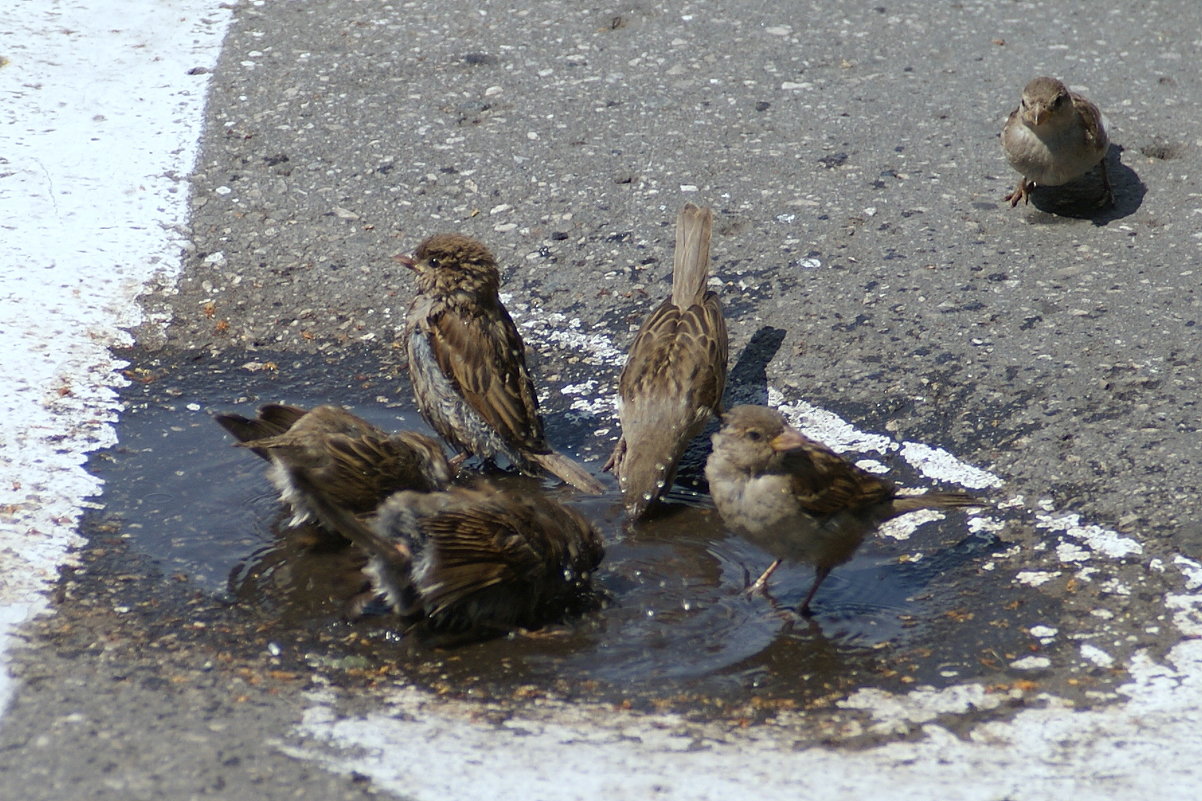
[[290, 475, 605, 642], [604, 203, 728, 518], [398, 234, 604, 494], [705, 405, 984, 616], [215, 404, 452, 527], [1002, 76, 1112, 208]]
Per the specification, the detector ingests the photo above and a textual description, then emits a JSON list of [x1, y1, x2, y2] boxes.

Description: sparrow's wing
[[781, 440, 895, 516], [619, 297, 675, 397], [699, 291, 729, 412], [619, 295, 727, 423], [322, 431, 447, 506], [288, 405, 381, 438], [1070, 92, 1108, 151], [416, 500, 553, 620], [426, 303, 548, 452], [1000, 106, 1027, 176]]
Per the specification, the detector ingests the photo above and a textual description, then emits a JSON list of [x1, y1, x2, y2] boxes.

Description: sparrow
[[1002, 76, 1112, 208], [705, 405, 985, 616], [398, 233, 604, 494], [290, 474, 606, 642], [215, 403, 452, 527], [604, 203, 728, 518]]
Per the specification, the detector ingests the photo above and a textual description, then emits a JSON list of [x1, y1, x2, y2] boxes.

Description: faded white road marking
[[0, 0, 231, 720], [290, 638, 1202, 801]]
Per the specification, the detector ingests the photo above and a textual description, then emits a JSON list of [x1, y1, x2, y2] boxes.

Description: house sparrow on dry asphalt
[[215, 403, 452, 527], [705, 405, 984, 616], [604, 203, 728, 518], [290, 474, 605, 642], [1002, 75, 1112, 208], [398, 234, 604, 494]]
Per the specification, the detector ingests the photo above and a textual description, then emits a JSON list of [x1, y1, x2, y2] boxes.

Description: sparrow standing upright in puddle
[[215, 404, 452, 526], [290, 476, 605, 643], [705, 405, 984, 616], [398, 234, 604, 493], [604, 203, 728, 518], [1002, 75, 1112, 207]]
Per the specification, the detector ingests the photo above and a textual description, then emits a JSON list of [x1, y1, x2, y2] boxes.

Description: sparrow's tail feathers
[[530, 451, 606, 494], [671, 203, 714, 308], [214, 404, 307, 459], [893, 490, 987, 515]]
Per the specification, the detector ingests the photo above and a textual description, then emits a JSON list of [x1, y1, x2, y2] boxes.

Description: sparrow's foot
[[1004, 178, 1031, 207], [601, 438, 623, 474]]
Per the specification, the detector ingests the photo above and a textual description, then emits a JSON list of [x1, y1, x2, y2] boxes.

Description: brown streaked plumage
[[215, 404, 452, 527], [1002, 76, 1111, 208], [399, 234, 604, 494], [290, 476, 605, 643], [705, 405, 985, 616], [604, 203, 728, 518]]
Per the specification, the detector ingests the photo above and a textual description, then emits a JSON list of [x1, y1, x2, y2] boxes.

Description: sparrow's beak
[[1029, 104, 1051, 126], [393, 253, 417, 270], [769, 427, 808, 453]]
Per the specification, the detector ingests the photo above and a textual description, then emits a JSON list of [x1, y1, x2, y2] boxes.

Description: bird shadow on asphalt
[[722, 325, 787, 409], [1027, 144, 1146, 225]]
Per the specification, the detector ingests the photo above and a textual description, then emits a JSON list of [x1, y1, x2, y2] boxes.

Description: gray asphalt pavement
[[3, 0, 1201, 797]]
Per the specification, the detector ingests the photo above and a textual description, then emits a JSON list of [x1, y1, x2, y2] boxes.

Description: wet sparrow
[[291, 475, 605, 642], [705, 405, 984, 615], [604, 203, 728, 518], [215, 404, 452, 527], [1002, 76, 1112, 208], [398, 234, 604, 494]]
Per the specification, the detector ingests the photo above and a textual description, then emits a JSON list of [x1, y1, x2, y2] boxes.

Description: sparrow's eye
[[1020, 98, 1028, 109], [746, 430, 764, 442], [428, 257, 441, 268], [1053, 93, 1067, 107]]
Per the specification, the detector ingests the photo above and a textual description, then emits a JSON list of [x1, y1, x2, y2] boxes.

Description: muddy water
[[96, 347, 1029, 711]]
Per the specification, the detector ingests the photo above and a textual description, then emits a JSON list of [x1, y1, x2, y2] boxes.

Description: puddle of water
[[93, 347, 1029, 709]]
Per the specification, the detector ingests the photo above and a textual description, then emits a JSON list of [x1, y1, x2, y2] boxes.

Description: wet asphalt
[[2, 0, 1201, 797]]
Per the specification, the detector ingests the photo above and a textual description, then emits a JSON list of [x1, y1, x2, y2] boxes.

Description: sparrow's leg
[[747, 559, 782, 595], [798, 565, 832, 617]]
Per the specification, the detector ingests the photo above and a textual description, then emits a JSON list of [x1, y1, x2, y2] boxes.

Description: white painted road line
[[0, 0, 231, 719]]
